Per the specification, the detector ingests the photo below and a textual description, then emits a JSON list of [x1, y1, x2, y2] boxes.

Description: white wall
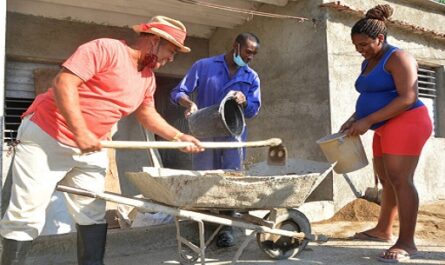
[[1, 0, 7, 212]]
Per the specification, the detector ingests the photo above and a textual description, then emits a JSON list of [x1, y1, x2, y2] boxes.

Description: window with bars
[[3, 97, 34, 142], [418, 65, 438, 136], [3, 60, 59, 143]]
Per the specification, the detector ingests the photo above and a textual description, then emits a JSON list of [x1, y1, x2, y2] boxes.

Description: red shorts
[[373, 106, 432, 157]]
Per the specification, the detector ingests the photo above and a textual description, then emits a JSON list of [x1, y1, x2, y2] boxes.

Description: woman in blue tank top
[[340, 4, 432, 263]]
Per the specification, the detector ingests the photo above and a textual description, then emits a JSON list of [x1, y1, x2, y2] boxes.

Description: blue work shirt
[[170, 54, 261, 170]]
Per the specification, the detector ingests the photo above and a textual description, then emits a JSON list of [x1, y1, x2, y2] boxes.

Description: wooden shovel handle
[[100, 138, 282, 150]]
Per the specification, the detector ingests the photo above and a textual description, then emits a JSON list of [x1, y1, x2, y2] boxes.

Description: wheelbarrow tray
[[126, 159, 333, 209]]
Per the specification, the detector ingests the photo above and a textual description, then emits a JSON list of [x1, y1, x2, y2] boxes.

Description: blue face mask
[[233, 45, 247, 67]]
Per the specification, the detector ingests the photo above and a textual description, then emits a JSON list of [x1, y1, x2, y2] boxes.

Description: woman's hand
[[339, 114, 357, 133], [346, 118, 373, 136], [340, 119, 354, 133]]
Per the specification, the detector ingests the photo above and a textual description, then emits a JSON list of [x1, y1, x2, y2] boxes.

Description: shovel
[[362, 158, 381, 204], [100, 138, 287, 166], [266, 144, 288, 166]]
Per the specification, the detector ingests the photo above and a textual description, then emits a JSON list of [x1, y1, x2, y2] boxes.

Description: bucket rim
[[219, 97, 245, 137], [316, 132, 348, 144]]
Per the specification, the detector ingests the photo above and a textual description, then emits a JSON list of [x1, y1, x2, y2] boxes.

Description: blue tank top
[[355, 45, 423, 129]]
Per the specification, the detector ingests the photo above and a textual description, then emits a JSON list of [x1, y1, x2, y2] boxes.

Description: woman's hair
[[351, 4, 394, 39]]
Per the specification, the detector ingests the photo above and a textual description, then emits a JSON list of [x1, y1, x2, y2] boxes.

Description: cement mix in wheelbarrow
[[126, 158, 333, 209]]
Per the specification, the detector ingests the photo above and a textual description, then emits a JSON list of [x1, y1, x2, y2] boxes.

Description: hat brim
[[133, 25, 191, 53]]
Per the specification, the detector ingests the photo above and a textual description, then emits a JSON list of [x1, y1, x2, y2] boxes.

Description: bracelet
[[172, 132, 184, 141]]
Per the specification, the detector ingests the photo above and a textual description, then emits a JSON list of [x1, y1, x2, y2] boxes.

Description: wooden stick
[[100, 138, 282, 149]]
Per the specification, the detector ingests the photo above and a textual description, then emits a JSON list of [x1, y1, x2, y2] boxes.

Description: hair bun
[[365, 4, 394, 21]]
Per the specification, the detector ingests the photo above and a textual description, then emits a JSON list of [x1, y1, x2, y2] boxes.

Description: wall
[[324, 0, 445, 210], [0, 2, 6, 199], [209, 0, 333, 201], [6, 12, 208, 76]]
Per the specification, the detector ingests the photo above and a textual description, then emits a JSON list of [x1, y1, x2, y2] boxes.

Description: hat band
[[140, 23, 186, 44]]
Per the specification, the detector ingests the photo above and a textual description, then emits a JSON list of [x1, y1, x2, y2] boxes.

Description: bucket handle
[[338, 135, 346, 144]]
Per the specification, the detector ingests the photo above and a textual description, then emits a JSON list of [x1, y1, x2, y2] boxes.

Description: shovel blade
[[267, 144, 287, 166], [363, 186, 381, 205]]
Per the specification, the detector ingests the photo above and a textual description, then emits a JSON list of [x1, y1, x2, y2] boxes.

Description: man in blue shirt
[[170, 32, 261, 247], [171, 33, 261, 170]]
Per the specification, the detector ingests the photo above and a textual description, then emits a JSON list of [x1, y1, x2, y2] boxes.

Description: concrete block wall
[[209, 0, 333, 201], [5, 12, 208, 76]]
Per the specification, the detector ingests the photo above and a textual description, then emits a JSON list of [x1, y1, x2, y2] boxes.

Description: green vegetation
[[438, 0, 445, 4]]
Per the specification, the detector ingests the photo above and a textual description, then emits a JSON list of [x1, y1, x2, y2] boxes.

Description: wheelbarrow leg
[[231, 230, 256, 265], [175, 218, 207, 265], [198, 220, 206, 265], [175, 218, 183, 263]]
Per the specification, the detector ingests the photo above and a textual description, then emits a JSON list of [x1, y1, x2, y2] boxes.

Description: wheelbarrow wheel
[[256, 209, 311, 260]]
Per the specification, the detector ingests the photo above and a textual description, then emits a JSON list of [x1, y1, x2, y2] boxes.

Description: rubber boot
[[216, 226, 235, 248], [216, 210, 236, 248], [1, 238, 32, 265], [76, 223, 107, 265]]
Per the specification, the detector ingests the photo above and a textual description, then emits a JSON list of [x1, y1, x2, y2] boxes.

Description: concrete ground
[[99, 238, 445, 265], [26, 232, 445, 265], [20, 220, 445, 265]]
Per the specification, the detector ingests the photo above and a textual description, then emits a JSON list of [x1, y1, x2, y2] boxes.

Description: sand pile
[[319, 198, 380, 223], [312, 199, 445, 244]]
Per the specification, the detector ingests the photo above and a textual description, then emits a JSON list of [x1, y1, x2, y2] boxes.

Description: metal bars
[[3, 97, 33, 142]]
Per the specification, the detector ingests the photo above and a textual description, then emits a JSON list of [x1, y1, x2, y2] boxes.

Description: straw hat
[[132, 16, 191, 53]]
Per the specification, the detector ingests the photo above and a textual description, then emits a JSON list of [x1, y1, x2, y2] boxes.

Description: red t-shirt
[[23, 38, 156, 147]]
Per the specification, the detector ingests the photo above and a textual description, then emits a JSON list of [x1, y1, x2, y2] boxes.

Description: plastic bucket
[[316, 132, 368, 174], [188, 97, 245, 138]]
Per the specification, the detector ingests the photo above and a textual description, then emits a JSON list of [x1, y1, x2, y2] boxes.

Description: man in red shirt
[[0, 16, 202, 265]]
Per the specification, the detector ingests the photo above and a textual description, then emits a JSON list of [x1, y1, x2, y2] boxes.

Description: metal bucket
[[316, 132, 368, 174], [188, 97, 245, 138]]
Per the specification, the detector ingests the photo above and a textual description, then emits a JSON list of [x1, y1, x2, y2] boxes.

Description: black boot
[[76, 223, 107, 265], [1, 238, 32, 265], [216, 210, 236, 248], [216, 226, 235, 248]]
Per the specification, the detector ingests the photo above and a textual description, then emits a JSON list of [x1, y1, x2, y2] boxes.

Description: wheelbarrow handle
[[100, 138, 282, 149]]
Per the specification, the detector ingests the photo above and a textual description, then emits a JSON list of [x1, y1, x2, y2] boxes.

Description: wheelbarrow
[[57, 157, 333, 264]]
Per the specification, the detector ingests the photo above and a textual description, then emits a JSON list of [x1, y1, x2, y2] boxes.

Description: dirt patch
[[313, 199, 445, 244], [416, 202, 445, 244]]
